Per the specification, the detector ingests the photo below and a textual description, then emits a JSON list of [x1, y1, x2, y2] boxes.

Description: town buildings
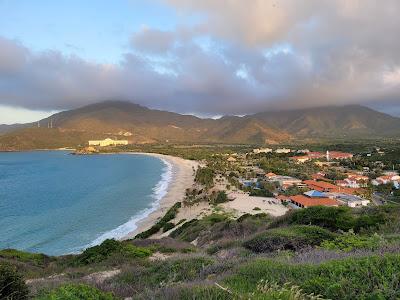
[[266, 174, 303, 189], [372, 173, 400, 186], [291, 150, 353, 163]]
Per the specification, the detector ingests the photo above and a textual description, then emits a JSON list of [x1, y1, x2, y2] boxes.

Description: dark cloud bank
[[0, 0, 399, 116]]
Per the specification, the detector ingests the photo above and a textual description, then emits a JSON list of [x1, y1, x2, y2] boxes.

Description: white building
[[275, 148, 291, 154], [88, 138, 129, 147], [326, 193, 370, 207], [253, 148, 273, 154]]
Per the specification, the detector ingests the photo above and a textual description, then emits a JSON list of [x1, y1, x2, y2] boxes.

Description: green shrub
[[169, 219, 199, 240], [195, 167, 214, 188], [0, 249, 50, 266], [169, 214, 229, 242], [288, 206, 355, 231], [249, 189, 274, 197], [76, 239, 151, 265], [122, 244, 152, 258], [77, 239, 123, 265], [320, 231, 385, 252], [135, 202, 181, 239], [162, 222, 175, 232], [225, 254, 400, 300], [35, 284, 116, 300], [0, 263, 29, 300], [212, 191, 229, 204], [288, 206, 391, 233], [237, 213, 269, 223], [243, 225, 336, 253]]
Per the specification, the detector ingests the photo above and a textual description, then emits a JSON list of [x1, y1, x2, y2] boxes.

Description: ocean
[[0, 151, 172, 256]]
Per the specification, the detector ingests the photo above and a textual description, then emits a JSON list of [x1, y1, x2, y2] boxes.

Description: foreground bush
[[35, 284, 116, 300], [77, 239, 151, 265], [320, 231, 385, 252], [0, 263, 29, 300], [287, 206, 390, 233], [288, 206, 356, 231], [225, 254, 400, 299], [243, 225, 336, 253]]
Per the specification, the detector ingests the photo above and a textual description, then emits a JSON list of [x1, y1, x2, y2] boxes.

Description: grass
[[0, 249, 52, 266], [35, 284, 117, 300], [3, 204, 400, 299], [224, 254, 400, 300], [114, 256, 214, 292]]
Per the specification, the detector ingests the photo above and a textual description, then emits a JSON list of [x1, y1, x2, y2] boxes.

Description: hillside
[[1, 101, 399, 150], [2, 205, 400, 299], [252, 105, 400, 138]]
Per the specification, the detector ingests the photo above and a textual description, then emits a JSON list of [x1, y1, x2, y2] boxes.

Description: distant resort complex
[[88, 138, 129, 147]]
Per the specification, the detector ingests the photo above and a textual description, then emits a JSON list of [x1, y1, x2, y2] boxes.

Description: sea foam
[[83, 157, 173, 251]]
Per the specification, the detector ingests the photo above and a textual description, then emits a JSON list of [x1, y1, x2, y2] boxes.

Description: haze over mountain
[[1, 101, 399, 150]]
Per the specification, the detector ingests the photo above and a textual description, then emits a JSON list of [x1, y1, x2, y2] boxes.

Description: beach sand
[[123, 153, 288, 240], [223, 191, 288, 217], [123, 153, 199, 239]]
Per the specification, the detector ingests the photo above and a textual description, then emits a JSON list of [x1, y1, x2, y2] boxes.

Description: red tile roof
[[329, 151, 353, 159], [307, 152, 325, 158], [311, 173, 332, 182], [276, 195, 290, 201], [266, 172, 277, 177], [303, 180, 338, 191], [304, 180, 360, 194], [290, 195, 339, 207]]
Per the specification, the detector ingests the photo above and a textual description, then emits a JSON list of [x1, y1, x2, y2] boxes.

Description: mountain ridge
[[1, 101, 399, 150]]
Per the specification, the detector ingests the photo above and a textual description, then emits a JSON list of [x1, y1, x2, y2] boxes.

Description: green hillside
[[2, 205, 400, 299]]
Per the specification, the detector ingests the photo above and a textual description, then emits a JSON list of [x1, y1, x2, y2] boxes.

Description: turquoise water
[[0, 151, 171, 255]]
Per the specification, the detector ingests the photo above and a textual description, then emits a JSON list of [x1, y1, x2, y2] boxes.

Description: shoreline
[[122, 152, 199, 240]]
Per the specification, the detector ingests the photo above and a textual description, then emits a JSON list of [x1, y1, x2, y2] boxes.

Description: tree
[[195, 167, 215, 188], [213, 191, 229, 204]]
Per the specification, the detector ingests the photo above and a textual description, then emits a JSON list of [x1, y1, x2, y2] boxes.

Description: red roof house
[[289, 195, 339, 208]]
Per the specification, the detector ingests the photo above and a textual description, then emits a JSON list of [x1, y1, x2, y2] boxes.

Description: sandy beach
[[223, 191, 288, 217], [123, 153, 288, 240], [123, 153, 199, 239]]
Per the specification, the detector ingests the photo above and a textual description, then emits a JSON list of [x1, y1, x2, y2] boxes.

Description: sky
[[0, 0, 400, 124]]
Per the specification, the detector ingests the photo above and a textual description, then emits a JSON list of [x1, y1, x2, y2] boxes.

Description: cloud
[[0, 1, 400, 116], [131, 27, 176, 54]]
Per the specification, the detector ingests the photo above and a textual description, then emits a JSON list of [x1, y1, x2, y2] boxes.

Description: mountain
[[251, 105, 400, 138], [0, 123, 28, 134], [0, 101, 399, 150]]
